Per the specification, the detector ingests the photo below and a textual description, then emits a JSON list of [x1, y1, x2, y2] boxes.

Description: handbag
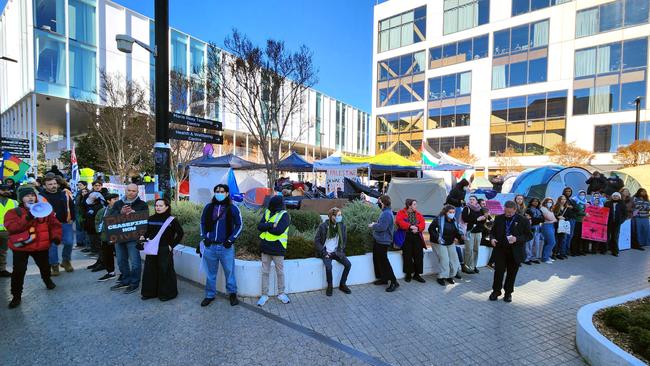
[[142, 216, 175, 255], [393, 229, 406, 249], [557, 208, 571, 234]]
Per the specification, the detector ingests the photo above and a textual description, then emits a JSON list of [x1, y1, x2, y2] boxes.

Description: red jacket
[[5, 206, 62, 252], [396, 208, 426, 232]]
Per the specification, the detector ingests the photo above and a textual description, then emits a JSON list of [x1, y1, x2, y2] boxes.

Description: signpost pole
[[154, 0, 171, 200]]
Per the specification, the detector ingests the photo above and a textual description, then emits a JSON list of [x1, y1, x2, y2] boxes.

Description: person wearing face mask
[[0, 184, 18, 277], [257, 195, 292, 306], [396, 199, 426, 282], [5, 186, 61, 309], [198, 184, 242, 307], [428, 205, 464, 286], [488, 201, 532, 303], [461, 195, 485, 274], [570, 190, 588, 256], [140, 199, 184, 302], [540, 198, 557, 264], [524, 198, 543, 265], [559, 187, 578, 259], [314, 207, 352, 296], [604, 192, 627, 256]]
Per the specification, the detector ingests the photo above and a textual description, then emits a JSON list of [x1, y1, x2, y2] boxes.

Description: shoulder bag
[[142, 216, 175, 255]]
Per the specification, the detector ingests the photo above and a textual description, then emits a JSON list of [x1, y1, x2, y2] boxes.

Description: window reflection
[[594, 122, 650, 152]]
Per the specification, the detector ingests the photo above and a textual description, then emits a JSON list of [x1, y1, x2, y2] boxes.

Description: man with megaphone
[[5, 186, 61, 309]]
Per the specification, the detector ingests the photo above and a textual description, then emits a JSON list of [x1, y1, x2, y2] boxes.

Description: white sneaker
[[544, 260, 553, 264], [257, 295, 269, 307], [277, 293, 291, 304]]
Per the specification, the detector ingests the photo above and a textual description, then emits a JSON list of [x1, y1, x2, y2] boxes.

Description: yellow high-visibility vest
[[259, 210, 288, 248], [0, 199, 17, 231], [80, 168, 95, 185]]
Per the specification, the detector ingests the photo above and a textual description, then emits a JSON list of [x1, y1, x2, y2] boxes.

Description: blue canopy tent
[[186, 153, 261, 169], [510, 166, 591, 199], [278, 151, 314, 172]]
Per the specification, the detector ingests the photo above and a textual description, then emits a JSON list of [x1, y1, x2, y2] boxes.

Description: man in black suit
[[488, 201, 532, 303]]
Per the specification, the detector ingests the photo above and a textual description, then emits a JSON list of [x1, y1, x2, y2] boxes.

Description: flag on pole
[[1, 151, 30, 182], [70, 147, 80, 194]]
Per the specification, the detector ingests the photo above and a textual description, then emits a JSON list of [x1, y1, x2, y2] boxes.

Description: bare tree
[[76, 71, 154, 182], [548, 141, 594, 167], [207, 29, 318, 188]]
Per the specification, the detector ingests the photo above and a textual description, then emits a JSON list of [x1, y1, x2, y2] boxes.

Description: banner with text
[[326, 168, 358, 195], [582, 205, 609, 242], [104, 212, 149, 243]]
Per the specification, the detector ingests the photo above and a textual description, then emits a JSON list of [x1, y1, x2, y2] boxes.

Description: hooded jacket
[[258, 196, 291, 256], [5, 205, 62, 252]]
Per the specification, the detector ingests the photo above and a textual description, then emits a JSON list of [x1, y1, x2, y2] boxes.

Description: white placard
[[326, 168, 357, 195]]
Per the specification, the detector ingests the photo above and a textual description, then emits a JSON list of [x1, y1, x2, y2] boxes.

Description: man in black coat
[[604, 172, 624, 197], [586, 171, 607, 194], [488, 201, 532, 303], [604, 192, 627, 256]]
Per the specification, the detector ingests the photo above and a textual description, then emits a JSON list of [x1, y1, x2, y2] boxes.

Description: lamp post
[[635, 96, 643, 141], [116, 0, 170, 199]]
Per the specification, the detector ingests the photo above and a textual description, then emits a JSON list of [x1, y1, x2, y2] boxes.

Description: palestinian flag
[[2, 151, 30, 181]]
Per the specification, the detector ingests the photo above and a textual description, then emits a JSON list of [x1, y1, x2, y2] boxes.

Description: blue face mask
[[214, 193, 226, 201], [446, 213, 455, 220], [335, 216, 343, 223]]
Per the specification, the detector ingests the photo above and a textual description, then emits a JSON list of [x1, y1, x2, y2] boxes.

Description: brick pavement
[[1, 248, 648, 365]]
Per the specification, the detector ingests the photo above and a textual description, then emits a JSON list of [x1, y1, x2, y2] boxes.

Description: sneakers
[[277, 293, 291, 304], [8, 296, 21, 309], [504, 294, 513, 303], [200, 298, 215, 307], [446, 278, 455, 284], [110, 283, 129, 291], [97, 273, 116, 282], [257, 295, 269, 307], [544, 260, 553, 264], [0, 270, 11, 277], [50, 265, 60, 276], [124, 285, 139, 294], [61, 261, 74, 272], [229, 293, 239, 306], [44, 279, 56, 290]]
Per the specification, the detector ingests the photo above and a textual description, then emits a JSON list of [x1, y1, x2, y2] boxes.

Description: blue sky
[[1, 0, 375, 111]]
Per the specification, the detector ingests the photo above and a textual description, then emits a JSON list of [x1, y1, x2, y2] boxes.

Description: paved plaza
[[1, 249, 649, 365]]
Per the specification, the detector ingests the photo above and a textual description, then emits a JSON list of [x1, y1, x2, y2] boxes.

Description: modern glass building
[[373, 0, 649, 168], [0, 0, 371, 170]]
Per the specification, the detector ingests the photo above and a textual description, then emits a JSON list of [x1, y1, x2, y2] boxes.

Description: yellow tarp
[[615, 165, 650, 193], [341, 152, 420, 167]]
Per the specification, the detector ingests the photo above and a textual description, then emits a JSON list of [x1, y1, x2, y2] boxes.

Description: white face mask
[[446, 213, 455, 220], [546, 203, 553, 208]]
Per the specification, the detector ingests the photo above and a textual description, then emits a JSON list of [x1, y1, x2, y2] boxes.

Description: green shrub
[[341, 201, 381, 256], [630, 311, 650, 331], [288, 209, 321, 232], [237, 207, 263, 256], [603, 307, 631, 333], [286, 234, 316, 260], [629, 326, 650, 360]]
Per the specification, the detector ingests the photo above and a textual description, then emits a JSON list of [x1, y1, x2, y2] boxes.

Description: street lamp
[[115, 0, 170, 199], [635, 96, 643, 141]]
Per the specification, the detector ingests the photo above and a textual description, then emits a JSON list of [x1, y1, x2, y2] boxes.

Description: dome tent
[[614, 165, 650, 194], [510, 166, 591, 199]]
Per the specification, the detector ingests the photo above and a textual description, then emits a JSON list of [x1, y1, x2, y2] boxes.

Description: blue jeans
[[541, 223, 557, 261], [635, 217, 649, 246], [75, 220, 88, 247], [115, 241, 142, 287], [49, 223, 74, 265], [562, 219, 575, 255], [526, 225, 542, 261], [203, 244, 237, 298]]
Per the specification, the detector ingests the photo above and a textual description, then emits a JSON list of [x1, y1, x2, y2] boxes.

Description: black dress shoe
[[326, 286, 333, 296], [8, 296, 21, 309], [489, 292, 500, 301], [446, 278, 455, 284], [612, 253, 619, 257], [91, 265, 106, 273], [385, 281, 399, 292], [413, 274, 426, 283], [0, 270, 11, 277], [339, 284, 351, 294], [454, 273, 462, 280], [504, 294, 512, 303], [201, 298, 215, 307], [141, 295, 156, 300], [44, 279, 56, 290], [404, 274, 411, 283], [473, 268, 480, 274], [524, 261, 532, 265], [532, 260, 541, 264], [437, 278, 447, 286], [229, 293, 239, 306], [373, 280, 388, 285]]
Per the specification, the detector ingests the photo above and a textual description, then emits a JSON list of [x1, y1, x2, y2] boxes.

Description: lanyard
[[505, 217, 515, 236]]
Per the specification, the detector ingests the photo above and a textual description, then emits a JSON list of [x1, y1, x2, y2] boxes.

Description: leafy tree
[[74, 131, 105, 172], [615, 140, 650, 167], [548, 141, 594, 167], [448, 146, 478, 166]]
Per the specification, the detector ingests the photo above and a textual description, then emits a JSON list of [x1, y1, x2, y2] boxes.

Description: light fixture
[[115, 34, 157, 56]]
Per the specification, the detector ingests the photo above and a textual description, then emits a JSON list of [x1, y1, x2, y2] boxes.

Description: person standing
[[540, 198, 557, 264], [0, 184, 17, 277], [490, 174, 505, 193], [524, 198, 543, 265], [488, 201, 532, 303], [4, 178, 17, 200], [198, 184, 242, 307], [446, 179, 469, 221], [560, 187, 578, 259], [40, 176, 76, 275], [75, 185, 90, 251], [370, 195, 399, 292], [552, 195, 569, 260], [570, 190, 588, 256], [314, 207, 352, 296], [5, 186, 60, 308], [257, 195, 291, 306], [85, 192, 106, 271], [633, 188, 649, 250], [461, 195, 486, 274], [586, 171, 607, 195], [428, 205, 464, 286], [605, 173, 624, 197], [514, 195, 527, 216], [110, 184, 149, 294], [95, 193, 119, 281], [396, 199, 426, 283], [140, 199, 184, 302], [604, 192, 627, 257]]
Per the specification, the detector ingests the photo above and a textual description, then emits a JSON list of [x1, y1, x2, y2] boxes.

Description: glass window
[[455, 104, 471, 126], [478, 0, 490, 25], [428, 77, 441, 100], [430, 47, 442, 62], [35, 30, 66, 85], [443, 0, 490, 35], [573, 88, 592, 115], [34, 0, 65, 34], [526, 93, 546, 119], [546, 90, 568, 117], [458, 39, 473, 61], [441, 74, 456, 98], [171, 31, 188, 75], [492, 64, 508, 89], [399, 54, 412, 75], [508, 96, 527, 121], [625, 0, 650, 25], [619, 123, 636, 146], [378, 6, 427, 52], [512, 0, 529, 15], [458, 72, 472, 95], [413, 51, 426, 73], [575, 48, 597, 77], [412, 81, 425, 101], [620, 80, 646, 110], [594, 125, 612, 152], [69, 42, 96, 95], [510, 24, 529, 53], [491, 134, 507, 155], [428, 108, 441, 129], [576, 8, 599, 37], [599, 1, 624, 32], [190, 40, 206, 77], [440, 107, 456, 128], [509, 61, 528, 86], [623, 38, 648, 70], [531, 0, 550, 11], [528, 57, 547, 83], [429, 34, 489, 69], [473, 35, 489, 59], [530, 20, 549, 48], [597, 43, 622, 74], [68, 0, 96, 45], [440, 137, 455, 152], [494, 30, 510, 56], [443, 43, 457, 59], [491, 98, 508, 123]]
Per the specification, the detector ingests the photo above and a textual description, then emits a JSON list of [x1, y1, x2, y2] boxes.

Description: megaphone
[[30, 202, 53, 218]]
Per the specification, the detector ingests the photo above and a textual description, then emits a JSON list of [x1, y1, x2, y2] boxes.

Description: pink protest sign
[[582, 205, 609, 242], [485, 200, 504, 215]]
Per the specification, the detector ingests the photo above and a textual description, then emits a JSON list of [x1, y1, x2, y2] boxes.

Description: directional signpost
[[1, 138, 30, 159], [168, 112, 223, 145]]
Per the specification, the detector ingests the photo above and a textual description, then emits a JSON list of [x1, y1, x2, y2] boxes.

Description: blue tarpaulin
[[278, 151, 314, 172]]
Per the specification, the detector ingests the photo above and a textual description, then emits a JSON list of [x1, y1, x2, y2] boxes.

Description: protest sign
[[485, 200, 504, 215], [104, 212, 149, 243], [326, 168, 357, 195], [582, 205, 609, 242]]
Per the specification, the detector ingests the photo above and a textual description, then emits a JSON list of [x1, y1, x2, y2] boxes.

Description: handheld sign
[[105, 212, 149, 243], [485, 200, 504, 215], [582, 205, 609, 242]]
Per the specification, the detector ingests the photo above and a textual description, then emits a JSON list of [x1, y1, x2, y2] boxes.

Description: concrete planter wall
[[168, 244, 493, 297], [576, 289, 650, 366]]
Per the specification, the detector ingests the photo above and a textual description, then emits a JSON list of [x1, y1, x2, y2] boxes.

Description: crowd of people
[[1, 167, 648, 309]]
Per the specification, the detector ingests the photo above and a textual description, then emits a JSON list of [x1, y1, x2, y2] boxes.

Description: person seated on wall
[[314, 207, 352, 296]]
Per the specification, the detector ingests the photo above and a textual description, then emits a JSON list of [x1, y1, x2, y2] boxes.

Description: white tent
[[387, 177, 447, 217], [189, 167, 236, 205], [234, 170, 267, 193]]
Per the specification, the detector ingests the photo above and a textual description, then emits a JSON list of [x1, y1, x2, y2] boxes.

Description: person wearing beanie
[[5, 186, 61, 309], [257, 195, 291, 306], [603, 192, 626, 256], [40, 175, 76, 275]]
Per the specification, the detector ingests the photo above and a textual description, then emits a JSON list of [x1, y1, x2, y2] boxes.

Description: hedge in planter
[[341, 200, 381, 256]]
